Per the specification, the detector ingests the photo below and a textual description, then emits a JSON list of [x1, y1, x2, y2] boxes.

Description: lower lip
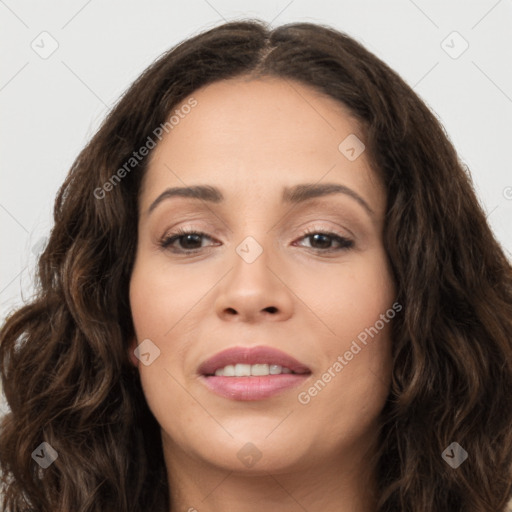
[[200, 374, 310, 400]]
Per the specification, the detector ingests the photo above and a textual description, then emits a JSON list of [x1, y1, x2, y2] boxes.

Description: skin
[[128, 76, 396, 512]]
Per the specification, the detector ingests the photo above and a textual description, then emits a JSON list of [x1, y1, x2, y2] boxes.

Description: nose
[[214, 240, 294, 323]]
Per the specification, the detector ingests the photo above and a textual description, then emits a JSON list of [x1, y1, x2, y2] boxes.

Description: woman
[[1, 19, 511, 512]]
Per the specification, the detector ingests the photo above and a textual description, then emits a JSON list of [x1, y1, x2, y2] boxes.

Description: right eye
[[159, 228, 219, 253]]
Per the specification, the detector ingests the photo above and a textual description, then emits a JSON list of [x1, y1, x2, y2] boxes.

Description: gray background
[[1, 0, 512, 410]]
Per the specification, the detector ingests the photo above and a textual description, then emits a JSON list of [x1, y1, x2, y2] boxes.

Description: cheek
[[129, 264, 190, 437], [130, 259, 163, 336], [297, 325, 393, 448], [299, 248, 396, 345], [128, 257, 213, 401], [337, 251, 395, 380], [129, 257, 208, 338], [296, 249, 395, 416]]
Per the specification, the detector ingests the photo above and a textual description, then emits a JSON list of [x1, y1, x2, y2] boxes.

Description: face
[[129, 76, 396, 476]]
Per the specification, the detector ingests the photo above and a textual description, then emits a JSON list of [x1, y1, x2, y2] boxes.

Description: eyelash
[[158, 226, 354, 254]]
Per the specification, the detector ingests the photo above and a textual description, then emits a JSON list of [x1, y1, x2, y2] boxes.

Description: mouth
[[205, 363, 308, 377], [197, 345, 312, 401]]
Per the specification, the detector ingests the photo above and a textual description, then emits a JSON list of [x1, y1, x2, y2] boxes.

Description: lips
[[197, 346, 312, 400], [198, 346, 311, 376]]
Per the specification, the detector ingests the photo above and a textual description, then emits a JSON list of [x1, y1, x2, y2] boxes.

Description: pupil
[[311, 234, 330, 249], [183, 234, 201, 249]]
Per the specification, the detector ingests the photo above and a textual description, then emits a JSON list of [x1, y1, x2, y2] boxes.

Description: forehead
[[140, 77, 384, 214]]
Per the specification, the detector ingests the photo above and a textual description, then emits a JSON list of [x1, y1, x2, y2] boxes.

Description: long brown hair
[[1, 19, 511, 512]]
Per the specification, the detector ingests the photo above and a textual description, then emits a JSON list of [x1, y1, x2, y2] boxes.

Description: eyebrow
[[146, 183, 374, 217], [282, 183, 374, 216]]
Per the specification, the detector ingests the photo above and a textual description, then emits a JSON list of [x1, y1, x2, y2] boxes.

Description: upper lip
[[198, 346, 311, 376]]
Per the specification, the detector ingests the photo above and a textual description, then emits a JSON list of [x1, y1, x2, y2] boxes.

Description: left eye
[[295, 231, 354, 251]]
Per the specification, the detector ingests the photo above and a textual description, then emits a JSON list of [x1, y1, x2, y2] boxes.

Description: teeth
[[213, 363, 294, 377]]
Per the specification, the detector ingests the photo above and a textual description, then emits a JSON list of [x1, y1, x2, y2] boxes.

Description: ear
[[128, 336, 140, 369]]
